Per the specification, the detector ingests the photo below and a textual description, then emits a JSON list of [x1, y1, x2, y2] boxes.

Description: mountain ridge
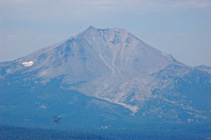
[[0, 26, 210, 129]]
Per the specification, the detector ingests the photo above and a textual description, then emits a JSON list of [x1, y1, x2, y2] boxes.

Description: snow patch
[[100, 31, 104, 35], [98, 97, 138, 115], [39, 70, 48, 76], [6, 69, 13, 74], [161, 52, 174, 61], [40, 105, 47, 109], [101, 125, 108, 129], [187, 118, 193, 123], [22, 61, 33, 67], [161, 52, 168, 57]]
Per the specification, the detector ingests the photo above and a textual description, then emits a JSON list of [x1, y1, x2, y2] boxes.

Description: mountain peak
[[79, 26, 99, 36], [1, 27, 211, 127], [87, 25, 96, 30], [84, 26, 126, 34], [0, 27, 181, 113]]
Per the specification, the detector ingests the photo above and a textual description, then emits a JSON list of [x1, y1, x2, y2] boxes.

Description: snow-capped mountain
[[0, 26, 210, 129]]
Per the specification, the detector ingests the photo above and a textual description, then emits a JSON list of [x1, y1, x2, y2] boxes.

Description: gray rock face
[[0, 26, 210, 125], [195, 65, 211, 74]]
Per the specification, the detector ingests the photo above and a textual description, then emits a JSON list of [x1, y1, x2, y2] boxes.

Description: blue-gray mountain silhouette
[[0, 26, 210, 130]]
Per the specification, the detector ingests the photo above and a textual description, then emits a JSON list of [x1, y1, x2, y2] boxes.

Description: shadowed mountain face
[[0, 26, 210, 129]]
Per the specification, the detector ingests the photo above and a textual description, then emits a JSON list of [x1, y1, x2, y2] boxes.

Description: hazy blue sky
[[0, 0, 211, 66]]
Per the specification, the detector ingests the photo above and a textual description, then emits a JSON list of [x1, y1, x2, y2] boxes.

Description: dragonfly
[[53, 115, 62, 124]]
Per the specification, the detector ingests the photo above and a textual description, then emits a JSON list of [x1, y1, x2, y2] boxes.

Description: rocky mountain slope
[[0, 26, 210, 129]]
